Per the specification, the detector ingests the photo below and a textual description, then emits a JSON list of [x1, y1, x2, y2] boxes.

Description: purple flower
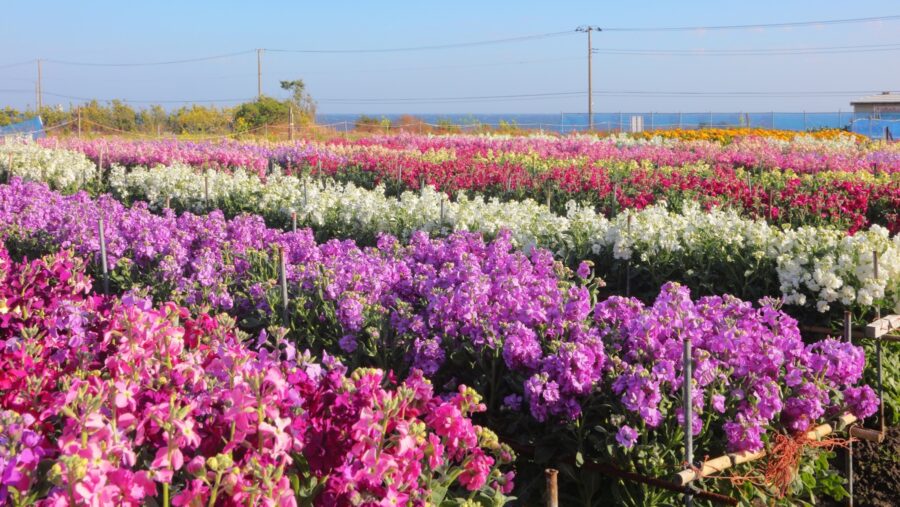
[[503, 394, 523, 411], [615, 425, 639, 448], [502, 323, 543, 372], [576, 261, 592, 280], [711, 394, 726, 414], [338, 334, 358, 353], [844, 385, 879, 419]]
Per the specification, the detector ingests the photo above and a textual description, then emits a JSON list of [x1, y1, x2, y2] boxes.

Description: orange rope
[[718, 433, 851, 498]]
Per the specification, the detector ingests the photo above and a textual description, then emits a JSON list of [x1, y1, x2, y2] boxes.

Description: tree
[[232, 96, 289, 131], [280, 79, 316, 122], [138, 105, 169, 134], [169, 104, 231, 134]]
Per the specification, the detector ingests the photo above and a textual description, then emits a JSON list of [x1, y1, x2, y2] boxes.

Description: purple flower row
[[0, 178, 878, 454]]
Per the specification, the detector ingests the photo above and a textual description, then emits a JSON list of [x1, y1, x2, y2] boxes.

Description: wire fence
[[560, 111, 900, 138], [3, 112, 899, 141]]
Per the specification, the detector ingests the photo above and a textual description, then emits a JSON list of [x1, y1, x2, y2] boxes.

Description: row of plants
[[630, 127, 869, 144], [0, 177, 883, 504], [40, 131, 900, 177], [0, 247, 514, 506], [4, 144, 899, 319], [23, 135, 900, 232]]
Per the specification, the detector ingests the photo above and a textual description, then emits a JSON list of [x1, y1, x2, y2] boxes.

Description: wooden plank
[[866, 315, 900, 338]]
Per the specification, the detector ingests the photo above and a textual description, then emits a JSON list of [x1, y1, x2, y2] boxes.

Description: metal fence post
[[625, 214, 633, 297], [98, 217, 109, 295], [874, 251, 884, 433], [844, 311, 854, 507], [683, 338, 694, 507], [279, 247, 289, 325]]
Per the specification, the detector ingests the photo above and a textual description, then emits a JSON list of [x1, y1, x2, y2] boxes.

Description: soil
[[852, 424, 900, 507]]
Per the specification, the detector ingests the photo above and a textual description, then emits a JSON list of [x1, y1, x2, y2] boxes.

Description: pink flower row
[[0, 247, 514, 506]]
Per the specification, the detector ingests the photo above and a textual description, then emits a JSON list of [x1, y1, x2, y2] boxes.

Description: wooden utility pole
[[257, 49, 263, 99], [576, 27, 599, 131], [36, 59, 43, 111]]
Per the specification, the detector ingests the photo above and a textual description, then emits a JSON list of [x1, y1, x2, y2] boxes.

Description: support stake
[[279, 247, 289, 325], [626, 214, 633, 297], [545, 468, 559, 507], [844, 311, 854, 507], [98, 217, 109, 295], [874, 251, 884, 433], [684, 338, 694, 507]]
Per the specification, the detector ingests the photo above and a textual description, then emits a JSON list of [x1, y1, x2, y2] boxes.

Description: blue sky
[[1, 0, 899, 114]]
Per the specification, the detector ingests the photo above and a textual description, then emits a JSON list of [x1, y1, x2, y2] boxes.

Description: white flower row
[[6, 147, 899, 314], [598, 204, 899, 313], [1, 139, 98, 189], [106, 162, 900, 314]]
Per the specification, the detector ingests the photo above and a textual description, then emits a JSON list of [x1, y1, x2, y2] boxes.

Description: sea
[[316, 112, 900, 138]]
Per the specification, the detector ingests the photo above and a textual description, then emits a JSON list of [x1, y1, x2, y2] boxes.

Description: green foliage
[[233, 95, 290, 131], [354, 115, 391, 132], [138, 105, 169, 133], [169, 104, 232, 134], [0, 106, 29, 126]]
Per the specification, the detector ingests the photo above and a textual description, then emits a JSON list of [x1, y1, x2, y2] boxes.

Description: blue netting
[[850, 118, 899, 140], [0, 117, 44, 140]]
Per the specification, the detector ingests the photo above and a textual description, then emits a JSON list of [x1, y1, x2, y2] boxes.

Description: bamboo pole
[[673, 413, 861, 486]]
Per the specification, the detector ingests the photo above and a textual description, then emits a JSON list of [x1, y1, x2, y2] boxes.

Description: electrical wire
[[599, 14, 900, 32], [317, 92, 587, 104], [43, 50, 255, 67], [264, 31, 575, 54], [592, 42, 900, 56], [0, 60, 35, 70], [40, 91, 255, 104], [4, 88, 891, 106]]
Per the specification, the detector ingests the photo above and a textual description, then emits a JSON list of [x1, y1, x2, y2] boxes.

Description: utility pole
[[576, 27, 600, 131], [36, 59, 43, 111], [257, 49, 263, 99]]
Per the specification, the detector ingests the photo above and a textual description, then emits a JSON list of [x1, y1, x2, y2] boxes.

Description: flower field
[[1, 132, 898, 506], [38, 132, 900, 233]]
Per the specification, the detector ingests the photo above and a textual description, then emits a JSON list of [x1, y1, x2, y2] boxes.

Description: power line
[[317, 92, 587, 104], [599, 14, 900, 32], [265, 31, 575, 54], [592, 42, 900, 56], [317, 90, 892, 104], [42, 50, 255, 67], [1, 88, 892, 107], [39, 90, 254, 104], [0, 60, 35, 70]]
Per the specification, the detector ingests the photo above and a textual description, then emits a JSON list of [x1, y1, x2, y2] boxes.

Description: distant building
[[850, 92, 900, 114]]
